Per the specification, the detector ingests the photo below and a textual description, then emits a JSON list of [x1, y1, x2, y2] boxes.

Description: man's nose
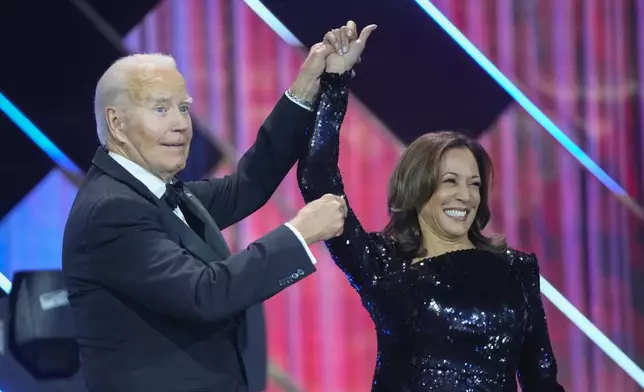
[[172, 110, 190, 132]]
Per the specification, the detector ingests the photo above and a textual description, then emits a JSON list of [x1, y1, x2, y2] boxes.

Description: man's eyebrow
[[146, 95, 170, 103], [146, 95, 193, 104]]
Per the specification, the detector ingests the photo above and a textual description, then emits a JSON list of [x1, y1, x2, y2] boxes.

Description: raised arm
[[517, 253, 566, 392], [185, 90, 316, 231], [187, 22, 376, 232], [87, 196, 316, 323], [183, 39, 344, 230], [297, 71, 385, 292], [297, 71, 351, 200]]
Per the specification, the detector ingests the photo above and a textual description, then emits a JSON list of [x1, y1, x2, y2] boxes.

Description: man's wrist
[[289, 76, 320, 104], [285, 90, 314, 111], [286, 219, 316, 245]]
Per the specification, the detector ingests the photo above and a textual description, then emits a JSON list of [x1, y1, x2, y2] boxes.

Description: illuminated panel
[[414, 0, 644, 387], [0, 93, 82, 294]]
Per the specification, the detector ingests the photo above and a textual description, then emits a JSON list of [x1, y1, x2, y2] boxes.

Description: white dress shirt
[[109, 152, 189, 223], [108, 134, 317, 266]]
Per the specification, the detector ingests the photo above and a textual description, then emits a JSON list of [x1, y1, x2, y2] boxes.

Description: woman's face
[[418, 147, 481, 241]]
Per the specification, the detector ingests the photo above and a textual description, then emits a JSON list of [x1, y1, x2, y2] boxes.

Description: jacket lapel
[[94, 148, 253, 363], [92, 147, 159, 205], [180, 186, 231, 258], [155, 203, 218, 260], [92, 148, 230, 262]]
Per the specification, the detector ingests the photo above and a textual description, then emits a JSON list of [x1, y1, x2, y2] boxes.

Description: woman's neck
[[418, 228, 474, 259]]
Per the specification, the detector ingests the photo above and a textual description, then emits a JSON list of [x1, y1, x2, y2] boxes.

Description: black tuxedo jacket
[[62, 95, 316, 392]]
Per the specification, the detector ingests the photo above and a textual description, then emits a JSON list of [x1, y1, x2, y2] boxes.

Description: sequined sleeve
[[517, 253, 566, 392], [297, 71, 384, 292]]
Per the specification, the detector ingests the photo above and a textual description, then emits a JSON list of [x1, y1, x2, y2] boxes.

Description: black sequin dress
[[297, 72, 565, 392]]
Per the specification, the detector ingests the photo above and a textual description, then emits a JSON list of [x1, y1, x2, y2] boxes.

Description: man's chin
[[158, 162, 186, 180], [171, 162, 187, 175]]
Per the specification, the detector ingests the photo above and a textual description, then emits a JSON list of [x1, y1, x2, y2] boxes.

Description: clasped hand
[[323, 21, 377, 75], [296, 20, 377, 84]]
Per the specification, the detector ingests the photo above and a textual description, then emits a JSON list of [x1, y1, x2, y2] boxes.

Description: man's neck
[[107, 148, 172, 183]]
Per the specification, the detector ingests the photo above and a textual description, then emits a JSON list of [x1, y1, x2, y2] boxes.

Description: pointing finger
[[358, 24, 378, 44]]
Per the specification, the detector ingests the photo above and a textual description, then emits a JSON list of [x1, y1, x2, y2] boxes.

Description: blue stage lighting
[[0, 92, 82, 175], [0, 92, 82, 293]]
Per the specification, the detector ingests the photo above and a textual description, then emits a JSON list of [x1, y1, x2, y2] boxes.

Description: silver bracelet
[[285, 89, 314, 111]]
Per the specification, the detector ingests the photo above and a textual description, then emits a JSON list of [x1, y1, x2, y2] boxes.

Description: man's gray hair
[[94, 53, 178, 147]]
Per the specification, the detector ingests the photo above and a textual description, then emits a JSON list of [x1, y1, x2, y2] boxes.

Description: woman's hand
[[324, 22, 377, 75]]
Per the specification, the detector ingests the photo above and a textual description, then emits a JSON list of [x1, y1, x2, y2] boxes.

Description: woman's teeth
[[444, 209, 467, 218]]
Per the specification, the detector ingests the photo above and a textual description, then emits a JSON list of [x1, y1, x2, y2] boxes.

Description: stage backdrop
[[123, 1, 644, 391], [0, 1, 641, 392]]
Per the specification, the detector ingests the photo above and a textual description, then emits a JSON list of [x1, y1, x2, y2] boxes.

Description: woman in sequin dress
[[296, 65, 566, 391]]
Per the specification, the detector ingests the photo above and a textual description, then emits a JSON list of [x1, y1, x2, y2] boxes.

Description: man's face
[[109, 66, 193, 181]]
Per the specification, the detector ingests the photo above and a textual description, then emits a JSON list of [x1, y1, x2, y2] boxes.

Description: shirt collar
[[108, 152, 167, 199]]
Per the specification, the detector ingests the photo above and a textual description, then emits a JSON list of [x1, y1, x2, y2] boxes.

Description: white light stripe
[[540, 277, 644, 387], [242, 0, 303, 47], [0, 273, 11, 293]]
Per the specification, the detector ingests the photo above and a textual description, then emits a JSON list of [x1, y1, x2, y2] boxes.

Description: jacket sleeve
[[86, 196, 316, 323], [517, 253, 566, 392], [187, 94, 315, 230]]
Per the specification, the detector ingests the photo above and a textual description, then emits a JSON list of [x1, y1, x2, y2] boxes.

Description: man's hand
[[324, 21, 377, 75], [289, 194, 347, 245], [289, 43, 336, 103]]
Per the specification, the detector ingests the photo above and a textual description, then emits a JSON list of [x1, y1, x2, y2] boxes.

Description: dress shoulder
[[504, 248, 538, 267], [502, 248, 541, 302]]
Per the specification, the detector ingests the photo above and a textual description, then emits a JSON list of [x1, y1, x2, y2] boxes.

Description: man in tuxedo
[[62, 22, 363, 392]]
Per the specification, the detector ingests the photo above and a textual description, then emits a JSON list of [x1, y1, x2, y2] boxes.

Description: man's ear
[[105, 106, 127, 144]]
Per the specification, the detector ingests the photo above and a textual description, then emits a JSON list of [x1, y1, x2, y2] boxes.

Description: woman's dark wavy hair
[[383, 131, 507, 257]]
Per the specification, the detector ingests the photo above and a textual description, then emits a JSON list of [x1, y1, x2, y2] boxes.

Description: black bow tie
[[164, 179, 185, 210]]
